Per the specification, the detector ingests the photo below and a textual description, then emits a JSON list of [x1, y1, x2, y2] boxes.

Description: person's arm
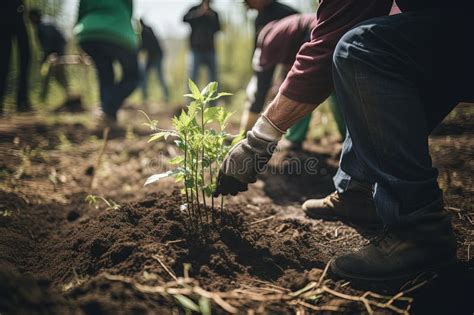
[[37, 27, 49, 64], [213, 11, 221, 33], [214, 0, 392, 196], [246, 68, 275, 114], [268, 64, 290, 100], [183, 6, 206, 23], [275, 0, 392, 119]]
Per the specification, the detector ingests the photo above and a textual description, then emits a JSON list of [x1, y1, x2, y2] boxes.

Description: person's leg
[[284, 113, 311, 144], [40, 63, 52, 102], [81, 41, 115, 119], [330, 10, 459, 281], [54, 63, 70, 96], [334, 12, 452, 224], [0, 34, 13, 114], [155, 56, 170, 102], [110, 45, 138, 116], [15, 16, 30, 111], [140, 59, 150, 102], [206, 51, 218, 83], [188, 50, 200, 84], [201, 51, 218, 106]]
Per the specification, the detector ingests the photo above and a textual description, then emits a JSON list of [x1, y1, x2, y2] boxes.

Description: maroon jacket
[[279, 0, 463, 104], [256, 13, 317, 71], [279, 0, 393, 104]]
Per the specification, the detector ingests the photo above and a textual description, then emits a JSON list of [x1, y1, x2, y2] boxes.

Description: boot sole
[[304, 211, 383, 230], [330, 258, 459, 292]]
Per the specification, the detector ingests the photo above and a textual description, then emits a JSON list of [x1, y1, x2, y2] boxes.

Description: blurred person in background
[[183, 0, 221, 86], [240, 13, 346, 150], [0, 0, 31, 115], [244, 0, 298, 49], [29, 8, 74, 105], [74, 0, 138, 127], [244, 0, 331, 149], [139, 18, 169, 104]]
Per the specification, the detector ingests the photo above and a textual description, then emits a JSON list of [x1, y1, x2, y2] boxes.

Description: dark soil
[[0, 104, 473, 314]]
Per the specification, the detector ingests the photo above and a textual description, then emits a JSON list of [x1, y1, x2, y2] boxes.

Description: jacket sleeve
[[279, 0, 392, 104], [245, 45, 277, 113], [183, 7, 200, 23], [213, 11, 221, 33]]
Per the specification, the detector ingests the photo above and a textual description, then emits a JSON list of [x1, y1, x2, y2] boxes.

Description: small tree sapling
[[143, 80, 243, 233]]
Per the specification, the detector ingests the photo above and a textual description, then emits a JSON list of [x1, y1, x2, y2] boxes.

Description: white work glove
[[214, 115, 284, 197]]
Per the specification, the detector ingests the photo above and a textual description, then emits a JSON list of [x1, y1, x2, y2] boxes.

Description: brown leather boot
[[302, 182, 382, 228], [330, 208, 457, 287]]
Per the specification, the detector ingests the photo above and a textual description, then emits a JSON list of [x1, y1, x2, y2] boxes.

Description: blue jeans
[[188, 50, 218, 84], [140, 55, 170, 102], [81, 41, 139, 119], [332, 9, 472, 225]]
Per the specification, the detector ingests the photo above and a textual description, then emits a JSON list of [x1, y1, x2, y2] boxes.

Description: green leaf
[[138, 110, 159, 130], [148, 131, 175, 143], [175, 295, 200, 313], [169, 156, 184, 165], [184, 178, 194, 188], [203, 106, 221, 124], [188, 79, 202, 100], [201, 82, 218, 98], [187, 102, 200, 120], [202, 157, 212, 167], [144, 169, 180, 186], [203, 185, 216, 197], [184, 93, 198, 100], [199, 297, 212, 315], [208, 92, 233, 101], [216, 109, 233, 129]]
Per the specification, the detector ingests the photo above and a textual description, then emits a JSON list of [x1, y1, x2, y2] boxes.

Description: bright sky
[[59, 0, 315, 39]]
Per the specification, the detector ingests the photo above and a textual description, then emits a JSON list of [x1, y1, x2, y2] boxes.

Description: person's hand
[[214, 115, 284, 197]]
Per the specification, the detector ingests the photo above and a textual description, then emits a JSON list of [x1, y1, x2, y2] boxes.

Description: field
[[0, 99, 472, 314]]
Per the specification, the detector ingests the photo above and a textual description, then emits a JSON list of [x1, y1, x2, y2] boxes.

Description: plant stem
[[210, 162, 215, 223], [200, 100, 208, 223], [183, 133, 193, 229], [184, 133, 190, 205], [194, 154, 202, 224], [189, 147, 195, 230]]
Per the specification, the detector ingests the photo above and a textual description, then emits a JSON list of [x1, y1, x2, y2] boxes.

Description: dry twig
[[249, 215, 276, 226], [101, 263, 428, 315], [152, 254, 178, 282]]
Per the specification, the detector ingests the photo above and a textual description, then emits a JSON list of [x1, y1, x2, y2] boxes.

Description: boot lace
[[324, 191, 340, 206], [370, 226, 391, 246]]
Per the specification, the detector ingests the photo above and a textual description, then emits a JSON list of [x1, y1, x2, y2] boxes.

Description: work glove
[[214, 115, 284, 197]]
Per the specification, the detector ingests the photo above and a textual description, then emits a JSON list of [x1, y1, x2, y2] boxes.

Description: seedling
[[143, 80, 243, 234], [85, 194, 121, 211], [14, 145, 47, 179], [0, 209, 13, 217]]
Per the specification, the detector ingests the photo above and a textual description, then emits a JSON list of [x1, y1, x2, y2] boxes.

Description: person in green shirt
[[74, 0, 138, 125]]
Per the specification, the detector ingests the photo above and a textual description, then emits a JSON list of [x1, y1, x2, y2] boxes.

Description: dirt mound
[[0, 269, 76, 315], [66, 275, 176, 315], [35, 191, 327, 293], [260, 149, 338, 204]]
